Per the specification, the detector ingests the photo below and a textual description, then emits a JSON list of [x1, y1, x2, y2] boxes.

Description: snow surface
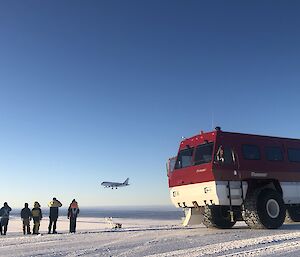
[[1, 216, 300, 256]]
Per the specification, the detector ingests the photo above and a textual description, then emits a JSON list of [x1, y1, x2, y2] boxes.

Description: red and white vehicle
[[167, 127, 300, 229]]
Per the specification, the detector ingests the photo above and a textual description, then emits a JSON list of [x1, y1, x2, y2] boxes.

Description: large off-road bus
[[167, 127, 300, 229]]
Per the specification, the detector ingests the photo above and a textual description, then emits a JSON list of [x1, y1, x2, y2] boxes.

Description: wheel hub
[[266, 199, 280, 218]]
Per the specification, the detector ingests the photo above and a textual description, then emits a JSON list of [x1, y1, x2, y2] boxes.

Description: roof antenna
[[211, 111, 214, 130]]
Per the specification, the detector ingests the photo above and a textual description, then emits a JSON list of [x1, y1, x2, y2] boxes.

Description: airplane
[[101, 178, 130, 189]]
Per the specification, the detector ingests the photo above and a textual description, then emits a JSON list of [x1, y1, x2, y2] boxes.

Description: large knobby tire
[[285, 206, 300, 223], [202, 205, 236, 229], [243, 189, 286, 229]]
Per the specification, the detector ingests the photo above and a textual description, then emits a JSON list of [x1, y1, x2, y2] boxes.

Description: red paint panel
[[168, 163, 215, 187]]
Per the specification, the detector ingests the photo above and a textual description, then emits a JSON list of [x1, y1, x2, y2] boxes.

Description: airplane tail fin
[[123, 178, 129, 185]]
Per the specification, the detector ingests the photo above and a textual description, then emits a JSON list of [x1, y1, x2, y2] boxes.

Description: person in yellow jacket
[[31, 202, 42, 235], [48, 197, 62, 234]]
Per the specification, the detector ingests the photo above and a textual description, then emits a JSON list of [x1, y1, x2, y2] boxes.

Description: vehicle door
[[213, 144, 239, 181]]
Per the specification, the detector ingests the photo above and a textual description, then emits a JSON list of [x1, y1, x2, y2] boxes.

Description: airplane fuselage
[[101, 178, 129, 189], [101, 182, 125, 187]]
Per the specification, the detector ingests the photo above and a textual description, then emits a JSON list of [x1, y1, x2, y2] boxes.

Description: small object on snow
[[105, 217, 122, 229]]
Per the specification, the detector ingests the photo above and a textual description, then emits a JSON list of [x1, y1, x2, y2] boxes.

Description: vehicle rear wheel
[[202, 205, 236, 229], [243, 189, 286, 229], [285, 206, 300, 223]]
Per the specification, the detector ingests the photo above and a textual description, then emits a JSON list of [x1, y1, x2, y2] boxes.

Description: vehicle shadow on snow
[[231, 222, 300, 231], [280, 223, 300, 230]]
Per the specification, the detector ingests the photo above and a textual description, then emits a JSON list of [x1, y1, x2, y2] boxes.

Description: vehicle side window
[[265, 147, 283, 161], [288, 148, 300, 162], [215, 146, 233, 164], [242, 144, 261, 160], [169, 158, 176, 172], [175, 148, 194, 169], [194, 142, 214, 165], [167, 157, 176, 173]]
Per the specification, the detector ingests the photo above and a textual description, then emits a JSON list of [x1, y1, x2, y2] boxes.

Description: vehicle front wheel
[[243, 189, 286, 229], [202, 205, 236, 229]]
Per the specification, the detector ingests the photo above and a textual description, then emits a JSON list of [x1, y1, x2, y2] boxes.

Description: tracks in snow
[[147, 231, 300, 257]]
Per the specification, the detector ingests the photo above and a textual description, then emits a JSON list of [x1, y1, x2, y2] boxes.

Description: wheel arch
[[245, 179, 283, 197]]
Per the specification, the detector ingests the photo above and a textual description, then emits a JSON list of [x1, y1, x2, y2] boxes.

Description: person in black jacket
[[48, 197, 62, 234], [21, 203, 32, 235], [0, 202, 12, 235]]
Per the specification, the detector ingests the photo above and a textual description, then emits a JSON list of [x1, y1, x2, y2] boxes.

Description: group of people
[[0, 198, 80, 235]]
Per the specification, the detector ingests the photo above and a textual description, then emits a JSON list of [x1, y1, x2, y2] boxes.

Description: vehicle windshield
[[194, 142, 214, 165], [175, 148, 194, 169]]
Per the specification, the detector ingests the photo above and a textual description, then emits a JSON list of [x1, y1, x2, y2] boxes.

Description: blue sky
[[1, 1, 300, 208]]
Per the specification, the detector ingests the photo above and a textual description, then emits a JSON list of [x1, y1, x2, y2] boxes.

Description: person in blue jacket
[[0, 202, 12, 235]]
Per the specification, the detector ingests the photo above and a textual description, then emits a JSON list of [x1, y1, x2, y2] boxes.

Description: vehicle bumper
[[170, 181, 248, 207]]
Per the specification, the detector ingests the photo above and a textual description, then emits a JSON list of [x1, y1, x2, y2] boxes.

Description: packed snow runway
[[1, 216, 300, 256]]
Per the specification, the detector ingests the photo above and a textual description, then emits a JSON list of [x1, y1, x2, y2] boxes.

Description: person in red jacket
[[67, 199, 80, 233]]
